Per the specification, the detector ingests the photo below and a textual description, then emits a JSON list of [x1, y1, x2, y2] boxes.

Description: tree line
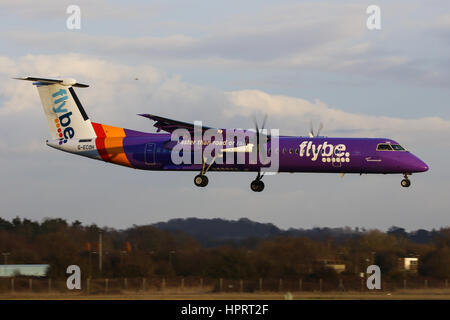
[[0, 217, 448, 280]]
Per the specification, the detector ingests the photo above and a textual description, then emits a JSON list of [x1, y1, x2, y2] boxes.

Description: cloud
[[6, 2, 363, 62], [1, 2, 449, 231], [1, 53, 449, 154], [3, 2, 449, 87], [226, 89, 450, 146], [0, 0, 161, 20], [432, 14, 450, 44], [0, 53, 448, 231], [0, 54, 232, 152]]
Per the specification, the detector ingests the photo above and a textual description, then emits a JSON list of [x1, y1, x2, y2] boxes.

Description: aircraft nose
[[411, 157, 429, 172]]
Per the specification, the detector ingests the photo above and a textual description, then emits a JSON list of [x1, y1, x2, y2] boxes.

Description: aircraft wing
[[138, 113, 214, 134]]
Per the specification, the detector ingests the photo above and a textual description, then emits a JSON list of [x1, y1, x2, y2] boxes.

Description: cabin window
[[376, 144, 393, 151], [282, 148, 286, 154], [295, 149, 299, 154], [289, 148, 293, 154], [391, 144, 405, 151]]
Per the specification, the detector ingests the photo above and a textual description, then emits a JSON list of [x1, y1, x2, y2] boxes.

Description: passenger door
[[145, 143, 156, 164]]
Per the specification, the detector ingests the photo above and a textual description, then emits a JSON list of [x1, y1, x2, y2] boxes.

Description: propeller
[[317, 122, 324, 136], [309, 120, 324, 137], [253, 113, 269, 161]]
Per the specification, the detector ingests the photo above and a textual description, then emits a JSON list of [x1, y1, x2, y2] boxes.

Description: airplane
[[15, 77, 429, 192]]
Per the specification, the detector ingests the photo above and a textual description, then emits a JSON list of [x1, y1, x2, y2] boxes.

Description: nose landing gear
[[251, 179, 265, 192], [250, 170, 265, 192], [401, 174, 411, 188]]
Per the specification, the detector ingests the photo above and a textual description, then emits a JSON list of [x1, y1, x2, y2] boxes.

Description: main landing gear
[[194, 156, 216, 188], [250, 171, 265, 192], [401, 174, 411, 188], [194, 174, 208, 187], [194, 164, 266, 192]]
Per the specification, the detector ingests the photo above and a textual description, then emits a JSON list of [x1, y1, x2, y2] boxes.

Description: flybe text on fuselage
[[299, 140, 350, 163], [52, 88, 74, 143]]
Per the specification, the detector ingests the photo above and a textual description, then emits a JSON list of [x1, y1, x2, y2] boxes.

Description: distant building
[[398, 257, 419, 273], [316, 259, 346, 274], [0, 264, 49, 277], [326, 263, 346, 274]]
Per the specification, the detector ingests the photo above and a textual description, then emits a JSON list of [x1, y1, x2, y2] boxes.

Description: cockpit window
[[376, 144, 393, 151], [391, 144, 405, 151], [376, 143, 406, 151]]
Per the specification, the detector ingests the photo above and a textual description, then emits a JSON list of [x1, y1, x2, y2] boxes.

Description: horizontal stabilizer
[[14, 77, 89, 88]]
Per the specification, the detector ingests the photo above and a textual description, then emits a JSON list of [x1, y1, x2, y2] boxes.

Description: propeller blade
[[253, 115, 260, 160], [253, 115, 259, 134], [309, 120, 314, 138], [316, 122, 324, 137], [261, 113, 268, 131], [253, 114, 270, 163]]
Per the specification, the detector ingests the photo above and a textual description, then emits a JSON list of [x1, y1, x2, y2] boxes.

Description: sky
[[0, 0, 449, 231]]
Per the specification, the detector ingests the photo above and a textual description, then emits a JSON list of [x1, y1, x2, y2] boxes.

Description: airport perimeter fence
[[0, 276, 448, 295]]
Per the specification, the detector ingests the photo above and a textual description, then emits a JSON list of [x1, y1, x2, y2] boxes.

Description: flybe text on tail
[[52, 88, 75, 144]]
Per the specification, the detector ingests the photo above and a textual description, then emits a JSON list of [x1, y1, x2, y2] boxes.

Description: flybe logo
[[299, 141, 350, 163], [52, 88, 75, 145]]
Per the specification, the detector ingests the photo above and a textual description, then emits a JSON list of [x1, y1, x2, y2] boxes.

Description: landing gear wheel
[[194, 174, 208, 187], [401, 179, 411, 188], [250, 180, 264, 192]]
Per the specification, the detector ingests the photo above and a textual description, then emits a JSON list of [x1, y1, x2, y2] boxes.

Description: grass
[[1, 289, 449, 300]]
